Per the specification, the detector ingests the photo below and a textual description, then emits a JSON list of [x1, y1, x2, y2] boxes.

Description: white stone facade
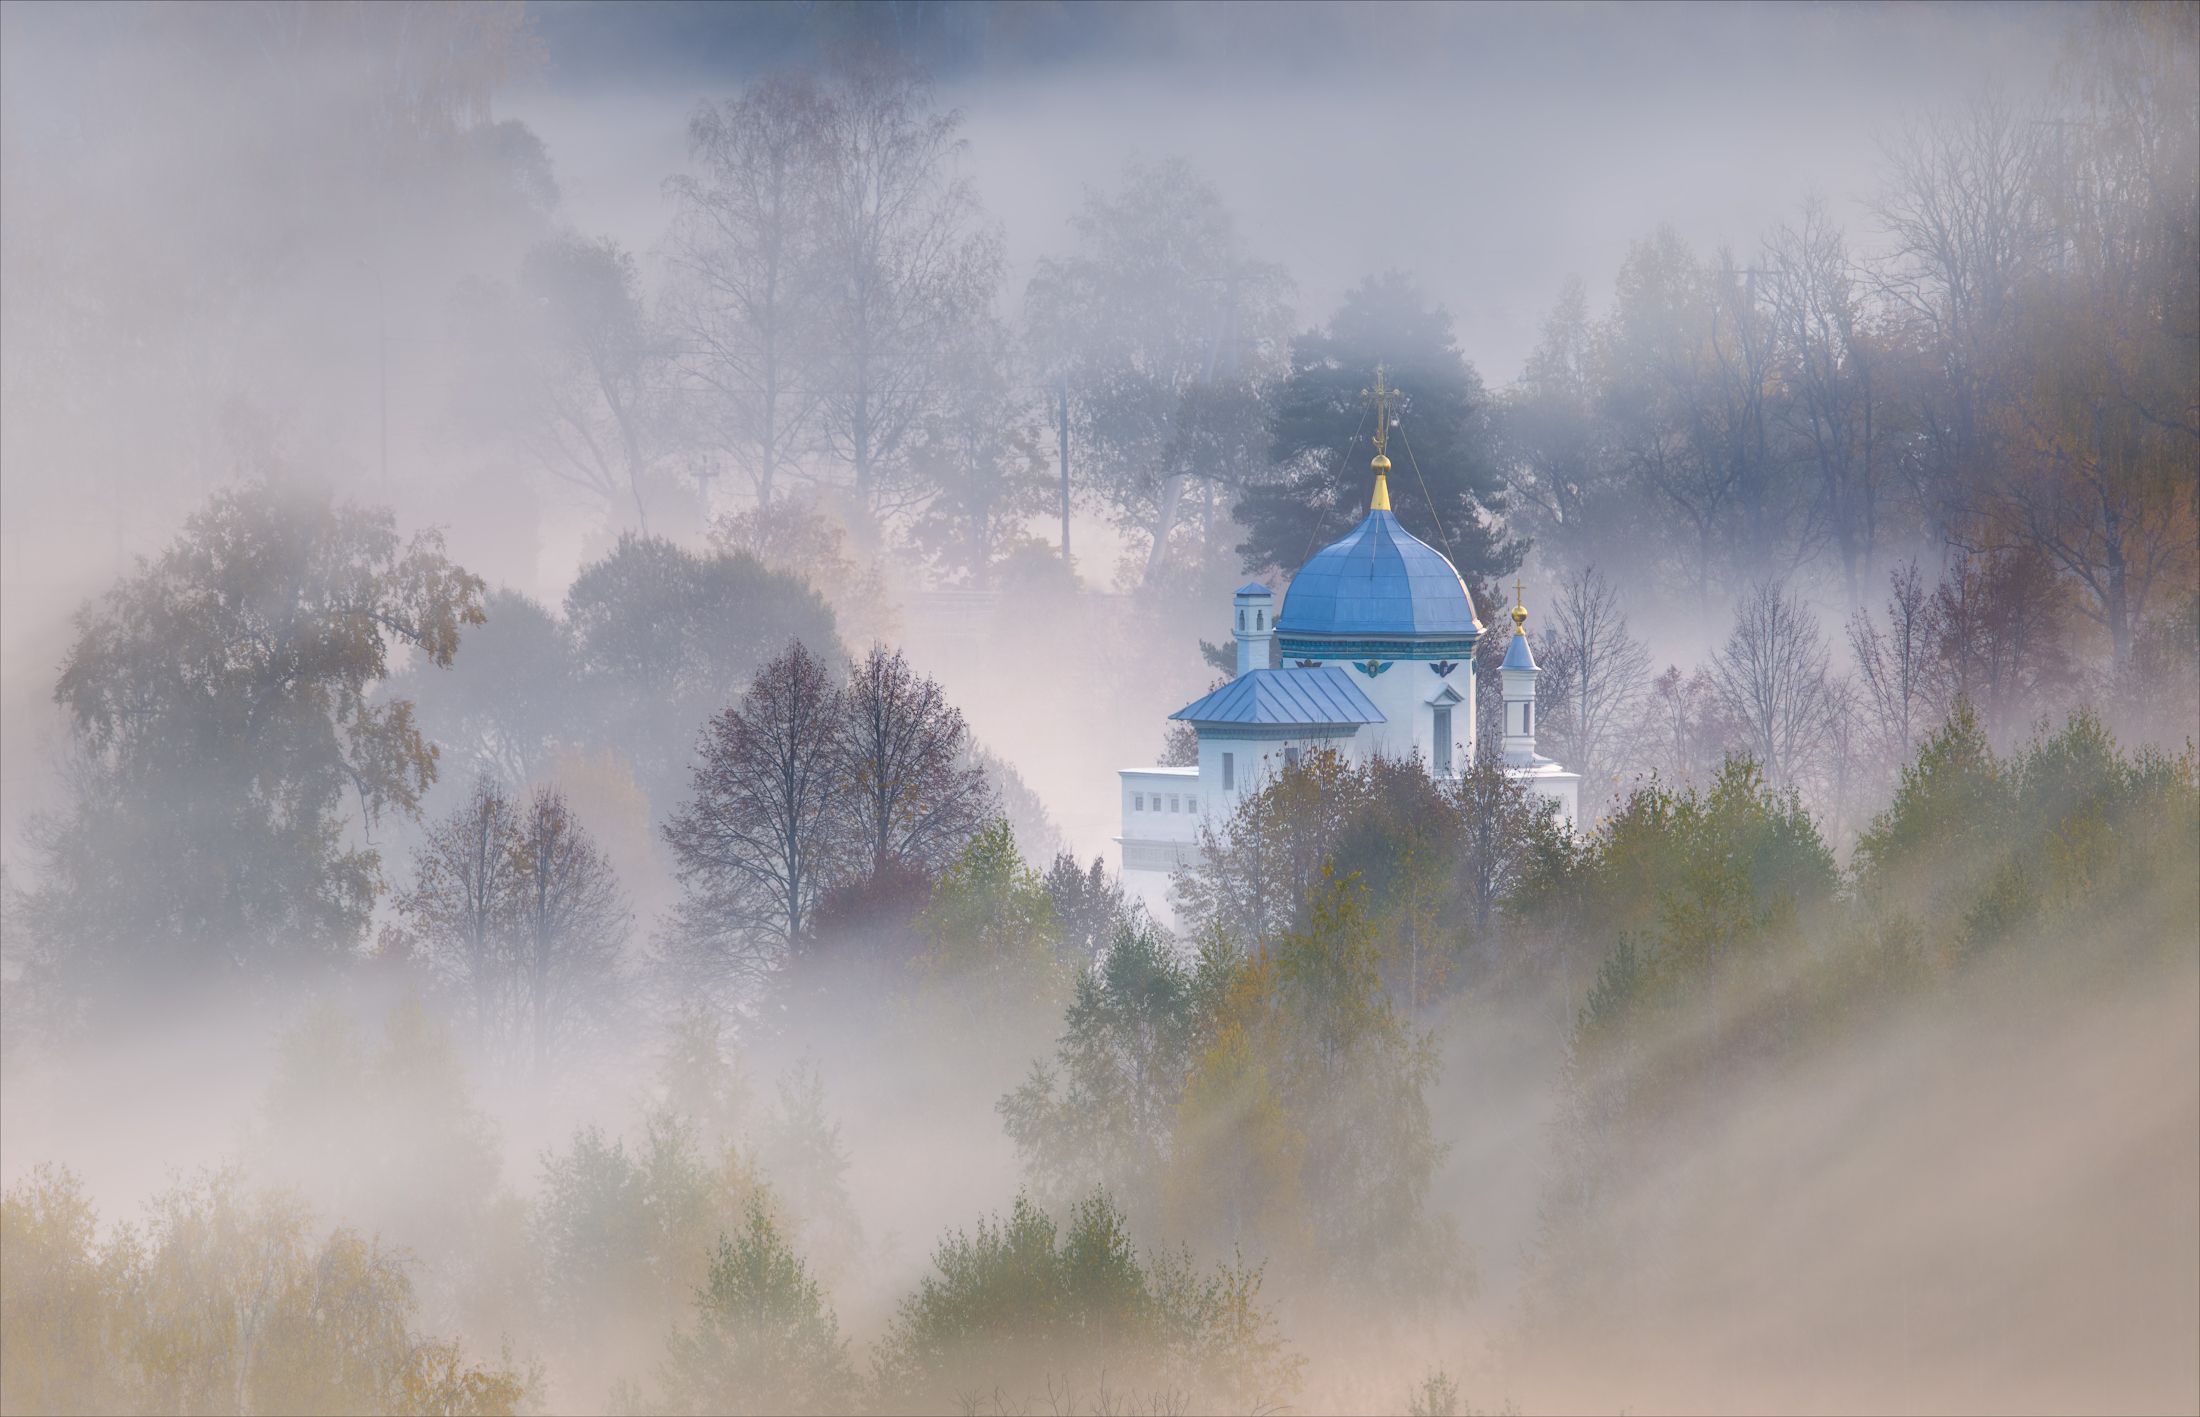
[[1115, 471, 1584, 924]]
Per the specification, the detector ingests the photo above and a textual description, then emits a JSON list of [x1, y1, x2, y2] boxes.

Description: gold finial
[[1511, 576, 1528, 635], [1362, 364, 1396, 513]]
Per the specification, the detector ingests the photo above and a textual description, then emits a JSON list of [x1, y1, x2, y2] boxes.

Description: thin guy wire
[[1394, 416, 1457, 565], [1297, 405, 1373, 573]]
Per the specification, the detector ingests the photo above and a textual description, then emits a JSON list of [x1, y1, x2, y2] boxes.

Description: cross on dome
[[1361, 364, 1397, 512]]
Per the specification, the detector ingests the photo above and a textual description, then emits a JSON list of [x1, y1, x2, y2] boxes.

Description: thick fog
[[2, 4, 2194, 1416], [523, 2, 2072, 376], [0, 1, 2084, 857]]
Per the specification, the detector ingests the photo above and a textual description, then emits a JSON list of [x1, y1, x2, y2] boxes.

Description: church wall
[[1117, 725, 1363, 930], [1289, 656, 1474, 771], [1119, 767, 1203, 844], [1195, 726, 1358, 811], [1524, 766, 1582, 831]]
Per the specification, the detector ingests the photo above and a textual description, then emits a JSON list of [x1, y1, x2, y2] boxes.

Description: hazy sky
[[511, 0, 2080, 379]]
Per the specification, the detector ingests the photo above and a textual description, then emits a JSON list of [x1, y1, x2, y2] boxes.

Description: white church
[[1117, 389, 1579, 917]]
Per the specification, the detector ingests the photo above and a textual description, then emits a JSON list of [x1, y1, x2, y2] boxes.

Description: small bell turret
[[1501, 578, 1540, 766]]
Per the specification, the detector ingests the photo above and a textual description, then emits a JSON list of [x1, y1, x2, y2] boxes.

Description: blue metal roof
[[1236, 581, 1273, 597], [1275, 509, 1480, 638], [1502, 628, 1538, 671], [1169, 666, 1386, 727]]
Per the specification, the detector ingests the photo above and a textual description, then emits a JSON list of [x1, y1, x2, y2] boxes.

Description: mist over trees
[[15, 484, 484, 1023], [1240, 271, 1519, 594], [1498, 11, 2195, 779], [662, 642, 854, 987], [2, 2, 2196, 1414], [1025, 156, 1295, 585]]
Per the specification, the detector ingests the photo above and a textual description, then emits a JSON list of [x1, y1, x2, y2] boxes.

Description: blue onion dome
[[1502, 623, 1539, 670], [1501, 592, 1537, 669], [1277, 485, 1481, 640]]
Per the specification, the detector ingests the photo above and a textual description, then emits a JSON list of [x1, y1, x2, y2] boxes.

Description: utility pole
[[1058, 371, 1072, 561]]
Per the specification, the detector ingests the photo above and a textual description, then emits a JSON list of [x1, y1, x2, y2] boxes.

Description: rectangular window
[[1169, 794, 1180, 812], [1134, 793, 1144, 811], [1189, 795, 1199, 813], [1526, 702, 1534, 735], [1222, 752, 1235, 790], [1284, 746, 1301, 768], [1434, 706, 1453, 773]]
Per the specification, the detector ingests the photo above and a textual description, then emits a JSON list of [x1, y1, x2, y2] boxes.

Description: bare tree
[[1542, 565, 1652, 817], [1869, 96, 2047, 543], [1702, 251, 1791, 583], [464, 234, 679, 532], [1926, 546, 2078, 744], [1846, 561, 1939, 772], [1707, 582, 1843, 794], [398, 776, 525, 1052], [1640, 664, 1739, 793], [836, 647, 993, 880], [510, 787, 629, 1076], [1871, 55, 2196, 673], [1766, 201, 1887, 611], [1599, 232, 1792, 595], [809, 57, 1001, 525], [1873, 96, 2045, 381], [664, 77, 830, 506], [662, 643, 845, 997]]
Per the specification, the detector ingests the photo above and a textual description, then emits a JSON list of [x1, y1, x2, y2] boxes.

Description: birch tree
[[664, 77, 831, 506], [1542, 565, 1652, 817], [1707, 582, 1844, 794], [19, 483, 483, 1020], [809, 58, 999, 526]]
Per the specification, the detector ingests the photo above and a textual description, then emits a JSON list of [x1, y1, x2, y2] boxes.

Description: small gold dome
[[1371, 452, 1391, 472], [1511, 601, 1528, 633]]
